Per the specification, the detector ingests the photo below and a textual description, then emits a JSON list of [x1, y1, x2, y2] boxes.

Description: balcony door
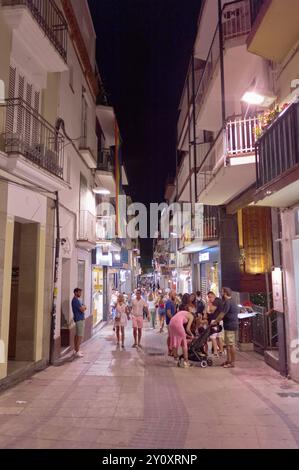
[[7, 64, 41, 150]]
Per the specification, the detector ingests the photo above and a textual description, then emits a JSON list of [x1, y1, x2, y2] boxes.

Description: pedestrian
[[165, 290, 177, 355], [169, 310, 194, 368], [114, 293, 129, 349], [131, 289, 149, 348], [147, 292, 156, 329], [71, 288, 87, 358], [206, 291, 224, 357], [213, 287, 239, 368], [157, 293, 166, 333], [195, 291, 205, 315]]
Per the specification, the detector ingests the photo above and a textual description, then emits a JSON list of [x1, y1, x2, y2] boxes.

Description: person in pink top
[[169, 310, 194, 368]]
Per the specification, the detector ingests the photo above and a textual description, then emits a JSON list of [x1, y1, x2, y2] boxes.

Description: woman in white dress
[[114, 294, 129, 348]]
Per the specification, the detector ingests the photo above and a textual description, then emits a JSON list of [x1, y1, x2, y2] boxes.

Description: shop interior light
[[93, 187, 111, 195], [241, 90, 276, 107]]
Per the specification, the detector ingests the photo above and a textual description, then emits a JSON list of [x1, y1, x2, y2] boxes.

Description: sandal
[[223, 363, 235, 368], [221, 361, 229, 367]]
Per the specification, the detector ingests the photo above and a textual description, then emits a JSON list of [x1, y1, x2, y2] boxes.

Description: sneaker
[[76, 351, 84, 358]]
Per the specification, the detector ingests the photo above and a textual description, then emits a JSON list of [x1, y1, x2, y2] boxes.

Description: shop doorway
[[8, 221, 38, 374], [61, 258, 71, 348], [200, 261, 219, 297], [77, 260, 85, 302], [92, 267, 104, 326], [293, 239, 299, 339]]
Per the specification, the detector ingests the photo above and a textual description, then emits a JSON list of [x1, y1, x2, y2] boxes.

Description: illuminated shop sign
[[199, 252, 210, 262]]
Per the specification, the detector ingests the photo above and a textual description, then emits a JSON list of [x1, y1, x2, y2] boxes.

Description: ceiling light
[[93, 187, 111, 195]]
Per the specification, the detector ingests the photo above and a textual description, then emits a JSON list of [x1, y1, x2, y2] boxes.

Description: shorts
[[75, 320, 85, 337], [210, 331, 222, 339], [224, 330, 237, 346], [132, 316, 143, 329]]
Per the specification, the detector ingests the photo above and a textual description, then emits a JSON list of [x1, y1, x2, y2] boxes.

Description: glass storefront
[[196, 247, 220, 298], [92, 267, 104, 326]]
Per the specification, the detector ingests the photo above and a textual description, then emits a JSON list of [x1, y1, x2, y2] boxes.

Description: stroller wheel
[[200, 360, 208, 368], [207, 358, 213, 367]]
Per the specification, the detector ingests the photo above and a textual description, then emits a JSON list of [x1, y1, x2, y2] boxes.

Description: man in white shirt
[[131, 289, 149, 348]]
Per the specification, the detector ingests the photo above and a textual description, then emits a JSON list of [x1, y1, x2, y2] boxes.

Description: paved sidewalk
[[0, 321, 299, 449]]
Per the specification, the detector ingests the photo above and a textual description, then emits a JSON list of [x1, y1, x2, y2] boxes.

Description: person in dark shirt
[[212, 287, 239, 368], [195, 291, 205, 315], [206, 291, 224, 356], [71, 288, 87, 358]]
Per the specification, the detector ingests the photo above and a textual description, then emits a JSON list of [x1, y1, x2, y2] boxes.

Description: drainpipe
[[218, 0, 226, 126], [191, 51, 198, 205], [49, 191, 60, 365]]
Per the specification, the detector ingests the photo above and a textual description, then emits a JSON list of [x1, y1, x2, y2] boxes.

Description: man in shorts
[[212, 287, 239, 368], [71, 288, 87, 357], [131, 289, 149, 348]]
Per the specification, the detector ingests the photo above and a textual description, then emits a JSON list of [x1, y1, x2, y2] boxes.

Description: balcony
[[77, 210, 97, 250], [178, 0, 252, 146], [96, 216, 115, 241], [247, 0, 299, 63], [196, 115, 260, 205], [79, 130, 97, 169], [0, 98, 67, 191], [2, 0, 68, 72], [95, 148, 116, 195], [255, 101, 299, 207], [97, 149, 115, 172]]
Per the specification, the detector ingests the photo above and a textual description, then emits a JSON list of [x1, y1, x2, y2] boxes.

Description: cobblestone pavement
[[0, 321, 299, 449]]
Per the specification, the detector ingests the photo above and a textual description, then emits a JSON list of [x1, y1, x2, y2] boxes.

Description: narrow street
[[0, 321, 299, 450]]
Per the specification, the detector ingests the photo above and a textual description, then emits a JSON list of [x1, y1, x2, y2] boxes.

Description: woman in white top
[[114, 294, 129, 348], [147, 292, 156, 329]]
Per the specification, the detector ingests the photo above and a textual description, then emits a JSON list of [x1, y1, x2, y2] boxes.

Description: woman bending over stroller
[[169, 310, 194, 368]]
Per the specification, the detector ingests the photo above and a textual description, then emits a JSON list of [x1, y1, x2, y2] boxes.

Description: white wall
[[281, 208, 299, 382]]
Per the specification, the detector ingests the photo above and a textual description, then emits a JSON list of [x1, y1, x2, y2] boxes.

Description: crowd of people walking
[[107, 286, 239, 369]]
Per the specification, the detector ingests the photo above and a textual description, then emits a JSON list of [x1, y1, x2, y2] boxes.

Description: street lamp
[[241, 89, 276, 107]]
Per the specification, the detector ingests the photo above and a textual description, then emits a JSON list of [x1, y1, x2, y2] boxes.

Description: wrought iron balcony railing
[[2, 0, 68, 62], [256, 101, 299, 189], [0, 98, 64, 178], [97, 148, 115, 172]]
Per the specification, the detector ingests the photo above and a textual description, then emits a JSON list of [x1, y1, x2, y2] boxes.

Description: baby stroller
[[177, 324, 223, 368]]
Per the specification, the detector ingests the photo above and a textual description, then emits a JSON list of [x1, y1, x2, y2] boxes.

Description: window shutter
[[7, 66, 16, 134]]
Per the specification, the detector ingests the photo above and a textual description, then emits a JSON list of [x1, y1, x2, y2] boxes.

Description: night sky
[[88, 0, 201, 267]]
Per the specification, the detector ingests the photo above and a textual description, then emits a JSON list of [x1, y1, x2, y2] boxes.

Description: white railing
[[78, 210, 96, 242], [226, 115, 261, 156], [196, 114, 259, 195], [222, 0, 251, 41], [96, 216, 115, 240]]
